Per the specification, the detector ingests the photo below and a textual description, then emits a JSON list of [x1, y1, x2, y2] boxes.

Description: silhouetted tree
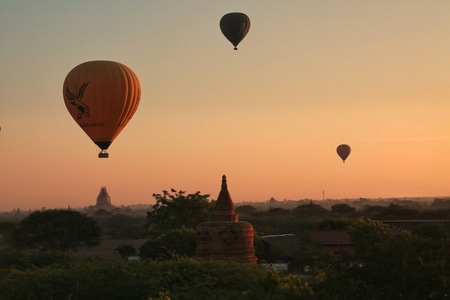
[[235, 204, 257, 215], [266, 207, 290, 216], [10, 209, 101, 252], [115, 244, 137, 258], [103, 214, 146, 239], [145, 189, 213, 238], [291, 202, 329, 218], [335, 218, 450, 298], [331, 203, 356, 215], [412, 222, 449, 240], [0, 221, 18, 244], [139, 227, 197, 259]]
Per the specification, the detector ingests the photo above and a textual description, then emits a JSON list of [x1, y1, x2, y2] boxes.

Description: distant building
[[260, 234, 300, 261], [259, 230, 354, 263], [196, 175, 257, 264], [95, 186, 114, 209], [310, 230, 354, 257]]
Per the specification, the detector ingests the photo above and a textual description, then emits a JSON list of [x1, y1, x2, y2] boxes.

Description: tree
[[10, 209, 101, 252], [330, 217, 449, 298], [412, 222, 449, 240], [0, 221, 18, 245], [235, 204, 257, 215], [266, 207, 290, 216], [115, 244, 137, 258], [103, 214, 146, 239], [291, 202, 329, 218], [139, 227, 197, 259], [145, 189, 213, 238], [330, 203, 356, 215]]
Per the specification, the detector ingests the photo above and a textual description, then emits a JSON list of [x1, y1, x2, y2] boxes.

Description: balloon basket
[[98, 150, 109, 158]]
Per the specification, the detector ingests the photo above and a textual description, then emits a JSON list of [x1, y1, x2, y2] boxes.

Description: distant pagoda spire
[[212, 175, 238, 222], [96, 186, 113, 208]]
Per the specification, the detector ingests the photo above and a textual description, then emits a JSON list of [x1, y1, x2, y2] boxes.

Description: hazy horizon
[[1, 190, 445, 212]]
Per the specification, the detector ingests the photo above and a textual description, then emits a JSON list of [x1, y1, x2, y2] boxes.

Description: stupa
[[95, 186, 113, 209], [196, 175, 257, 264]]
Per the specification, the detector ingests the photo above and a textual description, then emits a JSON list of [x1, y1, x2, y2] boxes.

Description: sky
[[1, 1, 450, 211]]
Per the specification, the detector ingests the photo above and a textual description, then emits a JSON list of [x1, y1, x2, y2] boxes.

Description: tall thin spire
[[213, 175, 238, 222]]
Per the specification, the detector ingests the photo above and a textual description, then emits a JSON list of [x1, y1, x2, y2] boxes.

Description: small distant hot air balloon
[[220, 12, 251, 50], [63, 61, 141, 158], [336, 144, 351, 163]]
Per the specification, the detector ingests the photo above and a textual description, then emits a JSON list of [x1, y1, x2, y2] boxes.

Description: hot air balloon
[[63, 61, 141, 158], [336, 144, 351, 163], [220, 12, 251, 50]]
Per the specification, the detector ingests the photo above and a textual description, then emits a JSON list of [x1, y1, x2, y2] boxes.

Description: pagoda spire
[[196, 174, 256, 264], [213, 175, 238, 222], [95, 186, 113, 209]]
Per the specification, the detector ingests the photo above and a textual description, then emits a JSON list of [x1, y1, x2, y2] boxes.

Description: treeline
[[237, 200, 450, 219], [1, 218, 448, 299], [0, 191, 449, 299], [89, 200, 450, 240], [0, 256, 310, 299], [235, 201, 450, 237]]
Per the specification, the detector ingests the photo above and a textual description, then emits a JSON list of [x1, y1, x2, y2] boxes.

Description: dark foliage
[[412, 222, 449, 240], [145, 189, 214, 238], [0, 250, 73, 270], [0, 258, 313, 300], [291, 202, 329, 218], [102, 214, 146, 239], [139, 227, 197, 259], [235, 204, 257, 215], [115, 244, 137, 258], [10, 209, 101, 251], [330, 203, 356, 215]]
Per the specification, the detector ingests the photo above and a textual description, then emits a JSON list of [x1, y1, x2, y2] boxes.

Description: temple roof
[[96, 186, 112, 207]]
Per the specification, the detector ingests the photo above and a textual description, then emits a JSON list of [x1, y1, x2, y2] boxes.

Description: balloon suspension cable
[[98, 149, 109, 158]]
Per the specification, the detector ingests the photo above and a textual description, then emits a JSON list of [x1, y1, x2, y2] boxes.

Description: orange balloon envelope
[[63, 61, 141, 158], [336, 144, 351, 163], [220, 12, 251, 50]]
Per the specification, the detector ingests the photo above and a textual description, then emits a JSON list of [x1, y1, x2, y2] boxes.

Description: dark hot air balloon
[[336, 144, 351, 163], [220, 12, 251, 50], [63, 61, 141, 158]]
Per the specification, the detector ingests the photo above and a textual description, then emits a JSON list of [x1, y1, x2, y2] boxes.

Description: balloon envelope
[[63, 61, 141, 158], [220, 12, 251, 50], [336, 144, 351, 163]]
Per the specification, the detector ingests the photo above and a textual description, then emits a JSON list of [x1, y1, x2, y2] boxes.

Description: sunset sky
[[1, 1, 450, 211]]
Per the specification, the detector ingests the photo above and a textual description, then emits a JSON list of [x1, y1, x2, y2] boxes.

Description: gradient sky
[[1, 1, 450, 211]]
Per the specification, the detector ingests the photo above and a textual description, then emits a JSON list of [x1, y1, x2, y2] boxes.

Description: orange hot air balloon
[[63, 61, 141, 158], [336, 144, 351, 163], [220, 12, 251, 50]]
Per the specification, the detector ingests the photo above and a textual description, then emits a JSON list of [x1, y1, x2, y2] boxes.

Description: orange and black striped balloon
[[63, 61, 141, 158]]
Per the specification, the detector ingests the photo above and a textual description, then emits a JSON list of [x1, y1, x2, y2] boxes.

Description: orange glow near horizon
[[1, 2, 450, 210]]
